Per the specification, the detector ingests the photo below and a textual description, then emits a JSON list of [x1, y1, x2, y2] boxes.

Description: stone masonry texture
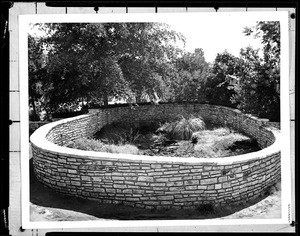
[[30, 103, 281, 210]]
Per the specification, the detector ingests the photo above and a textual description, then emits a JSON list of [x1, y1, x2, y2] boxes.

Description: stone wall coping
[[30, 111, 281, 166]]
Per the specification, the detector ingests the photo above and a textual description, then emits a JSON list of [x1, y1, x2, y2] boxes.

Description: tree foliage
[[29, 22, 185, 113], [28, 35, 47, 120], [171, 48, 209, 102], [205, 51, 241, 107], [232, 21, 280, 121], [28, 21, 280, 122]]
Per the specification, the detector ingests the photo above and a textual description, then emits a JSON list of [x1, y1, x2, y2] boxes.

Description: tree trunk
[[135, 91, 142, 104], [135, 95, 141, 104], [30, 98, 39, 121], [103, 93, 109, 107]]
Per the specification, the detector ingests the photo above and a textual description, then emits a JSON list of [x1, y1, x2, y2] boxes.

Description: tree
[[117, 23, 185, 103], [28, 35, 47, 120], [244, 21, 280, 68], [29, 23, 185, 111], [231, 21, 280, 121], [170, 48, 209, 102], [205, 51, 241, 107]]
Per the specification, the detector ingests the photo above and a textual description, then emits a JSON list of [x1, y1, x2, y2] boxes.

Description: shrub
[[157, 115, 205, 140]]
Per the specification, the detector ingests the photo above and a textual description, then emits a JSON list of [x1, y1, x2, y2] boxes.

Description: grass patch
[[193, 127, 259, 158], [93, 123, 141, 145], [65, 121, 260, 158], [66, 137, 139, 155]]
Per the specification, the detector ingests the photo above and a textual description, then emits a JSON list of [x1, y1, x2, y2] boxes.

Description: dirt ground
[[30, 158, 281, 222]]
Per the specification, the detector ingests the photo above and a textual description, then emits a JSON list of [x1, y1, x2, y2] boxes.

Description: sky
[[166, 17, 263, 63], [29, 13, 266, 64]]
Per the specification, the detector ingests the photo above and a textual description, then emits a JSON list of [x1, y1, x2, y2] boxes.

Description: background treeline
[[29, 21, 280, 122]]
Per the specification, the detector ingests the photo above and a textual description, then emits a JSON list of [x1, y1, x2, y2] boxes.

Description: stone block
[[112, 176, 125, 181], [161, 201, 173, 205], [132, 189, 145, 194], [174, 198, 189, 203], [58, 158, 67, 164], [126, 197, 140, 201], [57, 168, 68, 173], [157, 195, 174, 201], [135, 182, 149, 186], [242, 164, 250, 170], [215, 184, 222, 189], [169, 177, 182, 181], [209, 170, 221, 175], [127, 185, 139, 189], [192, 175, 202, 180], [92, 177, 102, 182], [203, 166, 212, 171], [190, 168, 203, 173], [67, 169, 77, 174], [200, 178, 218, 185], [184, 179, 199, 185], [151, 164, 161, 168], [186, 185, 197, 190], [57, 182, 66, 187], [179, 170, 190, 174], [113, 184, 126, 189], [148, 172, 163, 176], [155, 178, 169, 182], [71, 181, 81, 186], [137, 176, 153, 182], [144, 201, 159, 205], [106, 188, 116, 193], [153, 187, 165, 191], [150, 183, 166, 187], [164, 170, 179, 175], [166, 181, 183, 187], [223, 182, 231, 188], [218, 176, 228, 182], [169, 186, 185, 191], [102, 161, 114, 166]]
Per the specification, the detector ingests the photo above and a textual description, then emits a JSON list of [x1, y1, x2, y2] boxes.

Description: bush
[[157, 115, 205, 140], [66, 137, 139, 155]]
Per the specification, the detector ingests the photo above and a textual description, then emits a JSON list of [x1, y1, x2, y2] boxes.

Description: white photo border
[[19, 11, 291, 230]]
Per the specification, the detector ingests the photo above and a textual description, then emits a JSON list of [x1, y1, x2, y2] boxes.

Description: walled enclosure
[[30, 104, 281, 210]]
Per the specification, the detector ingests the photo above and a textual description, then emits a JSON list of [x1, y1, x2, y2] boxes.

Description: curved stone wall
[[30, 104, 281, 209]]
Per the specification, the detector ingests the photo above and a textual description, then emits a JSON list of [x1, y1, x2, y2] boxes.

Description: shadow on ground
[[30, 159, 276, 221]]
